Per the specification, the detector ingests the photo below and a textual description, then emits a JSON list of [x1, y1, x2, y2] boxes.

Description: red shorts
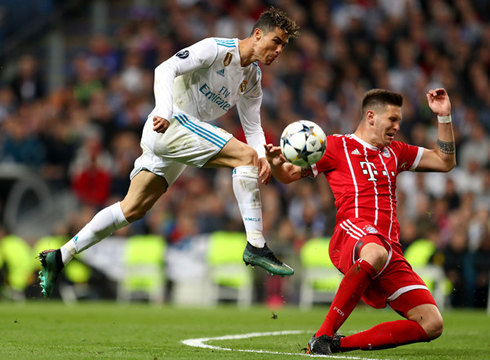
[[329, 218, 437, 317]]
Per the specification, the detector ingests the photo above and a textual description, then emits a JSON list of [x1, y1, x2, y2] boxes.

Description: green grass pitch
[[0, 301, 488, 359]]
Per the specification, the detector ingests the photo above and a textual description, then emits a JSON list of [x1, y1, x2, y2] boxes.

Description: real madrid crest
[[224, 53, 233, 67], [239, 80, 248, 92]]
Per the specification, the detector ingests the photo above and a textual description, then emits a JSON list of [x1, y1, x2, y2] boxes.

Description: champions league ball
[[280, 120, 327, 167]]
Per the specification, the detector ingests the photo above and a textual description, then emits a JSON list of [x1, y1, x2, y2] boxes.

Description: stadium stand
[[206, 231, 253, 308], [404, 238, 450, 310], [0, 0, 489, 308], [0, 234, 33, 300], [299, 237, 341, 309], [117, 234, 166, 304]]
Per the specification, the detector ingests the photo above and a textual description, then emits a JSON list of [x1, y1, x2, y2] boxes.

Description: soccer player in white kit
[[38, 7, 300, 298]]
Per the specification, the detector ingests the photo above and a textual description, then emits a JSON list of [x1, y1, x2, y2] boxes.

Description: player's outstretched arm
[[417, 88, 456, 172], [264, 144, 305, 183], [258, 157, 272, 185]]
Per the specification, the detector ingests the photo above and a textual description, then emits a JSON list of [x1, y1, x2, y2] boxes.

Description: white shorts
[[130, 112, 233, 187]]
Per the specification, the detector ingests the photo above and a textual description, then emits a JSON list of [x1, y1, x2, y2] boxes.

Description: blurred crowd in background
[[0, 0, 490, 308]]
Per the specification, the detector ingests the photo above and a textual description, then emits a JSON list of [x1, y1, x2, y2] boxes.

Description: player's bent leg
[[234, 164, 293, 276], [314, 257, 378, 340], [391, 282, 443, 340], [205, 137, 257, 168], [38, 171, 167, 298], [314, 237, 387, 338], [120, 170, 168, 222], [337, 319, 430, 352], [337, 302, 440, 352], [308, 247, 441, 354], [38, 201, 130, 298], [206, 139, 294, 276], [307, 236, 390, 354], [359, 242, 389, 272], [407, 303, 444, 340], [332, 293, 440, 353]]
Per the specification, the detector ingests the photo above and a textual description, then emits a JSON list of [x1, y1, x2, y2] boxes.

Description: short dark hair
[[361, 89, 403, 114], [251, 7, 300, 39]]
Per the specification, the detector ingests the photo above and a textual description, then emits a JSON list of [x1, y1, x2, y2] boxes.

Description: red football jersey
[[312, 134, 423, 244]]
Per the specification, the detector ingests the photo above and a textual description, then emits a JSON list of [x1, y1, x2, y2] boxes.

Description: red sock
[[316, 259, 377, 337], [340, 320, 429, 351]]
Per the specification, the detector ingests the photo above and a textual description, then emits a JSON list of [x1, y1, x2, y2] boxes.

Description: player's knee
[[372, 247, 388, 270], [121, 203, 148, 223], [240, 144, 258, 166], [412, 306, 444, 340], [361, 243, 388, 271], [424, 314, 444, 340], [124, 209, 145, 223]]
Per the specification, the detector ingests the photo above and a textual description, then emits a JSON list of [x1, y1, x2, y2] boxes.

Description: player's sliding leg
[[38, 171, 166, 298], [233, 165, 293, 276], [306, 237, 385, 354], [305, 257, 377, 353], [335, 295, 441, 353], [339, 319, 429, 351], [306, 235, 442, 355], [307, 301, 440, 354], [306, 320, 429, 354], [317, 258, 377, 336], [304, 255, 389, 355]]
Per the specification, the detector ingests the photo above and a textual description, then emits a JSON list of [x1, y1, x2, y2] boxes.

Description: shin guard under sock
[[232, 166, 265, 248], [60, 202, 129, 265], [316, 259, 377, 337]]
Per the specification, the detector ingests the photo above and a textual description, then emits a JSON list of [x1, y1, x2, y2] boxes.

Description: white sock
[[232, 166, 266, 248], [60, 202, 129, 265]]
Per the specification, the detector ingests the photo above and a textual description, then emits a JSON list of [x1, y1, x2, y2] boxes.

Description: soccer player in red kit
[[265, 88, 455, 354]]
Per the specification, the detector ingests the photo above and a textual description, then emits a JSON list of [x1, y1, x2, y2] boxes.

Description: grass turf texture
[[0, 301, 488, 359]]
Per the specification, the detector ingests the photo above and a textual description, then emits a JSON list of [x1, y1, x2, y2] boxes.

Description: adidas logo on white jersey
[[351, 149, 361, 155], [217, 68, 225, 77]]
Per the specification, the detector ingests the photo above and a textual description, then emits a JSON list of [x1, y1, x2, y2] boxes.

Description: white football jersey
[[151, 37, 266, 158]]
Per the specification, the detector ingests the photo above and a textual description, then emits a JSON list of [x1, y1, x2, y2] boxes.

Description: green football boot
[[38, 249, 64, 298], [243, 243, 294, 277]]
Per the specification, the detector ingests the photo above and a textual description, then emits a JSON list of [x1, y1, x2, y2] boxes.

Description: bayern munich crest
[[364, 226, 378, 234], [381, 148, 391, 158]]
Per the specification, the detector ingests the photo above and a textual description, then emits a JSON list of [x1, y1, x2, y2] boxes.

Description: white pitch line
[[181, 330, 388, 360]]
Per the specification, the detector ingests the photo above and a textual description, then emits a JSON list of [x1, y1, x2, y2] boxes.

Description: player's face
[[256, 28, 289, 65], [371, 105, 402, 147]]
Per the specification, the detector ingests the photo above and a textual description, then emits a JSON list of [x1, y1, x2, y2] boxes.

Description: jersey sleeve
[[236, 64, 266, 159], [311, 135, 337, 177], [153, 38, 218, 121], [390, 140, 424, 173]]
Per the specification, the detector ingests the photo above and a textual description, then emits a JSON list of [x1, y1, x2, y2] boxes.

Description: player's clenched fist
[[153, 116, 170, 133], [426, 88, 451, 117]]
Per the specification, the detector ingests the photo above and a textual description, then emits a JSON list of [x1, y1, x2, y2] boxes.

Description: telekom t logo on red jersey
[[360, 161, 378, 181], [360, 161, 396, 181]]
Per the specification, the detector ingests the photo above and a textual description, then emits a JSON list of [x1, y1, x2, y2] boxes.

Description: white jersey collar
[[350, 133, 382, 151]]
